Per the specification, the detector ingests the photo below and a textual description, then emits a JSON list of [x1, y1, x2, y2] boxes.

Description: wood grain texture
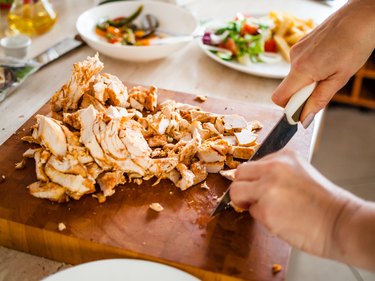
[[0, 87, 314, 281]]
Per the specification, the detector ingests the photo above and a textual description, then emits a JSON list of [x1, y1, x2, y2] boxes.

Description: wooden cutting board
[[0, 87, 313, 281]]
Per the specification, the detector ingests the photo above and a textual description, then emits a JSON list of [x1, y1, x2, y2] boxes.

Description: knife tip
[[210, 188, 232, 217], [210, 202, 231, 217]]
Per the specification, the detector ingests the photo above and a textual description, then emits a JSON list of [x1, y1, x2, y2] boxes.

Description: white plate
[[76, 1, 198, 62], [199, 40, 290, 79], [43, 259, 200, 281]]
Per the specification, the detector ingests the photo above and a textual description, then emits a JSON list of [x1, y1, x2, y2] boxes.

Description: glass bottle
[[7, 0, 57, 36]]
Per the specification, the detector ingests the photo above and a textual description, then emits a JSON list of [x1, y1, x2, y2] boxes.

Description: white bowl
[[76, 1, 198, 62]]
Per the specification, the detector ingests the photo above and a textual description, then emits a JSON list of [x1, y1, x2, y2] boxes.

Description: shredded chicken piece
[[15, 158, 26, 169], [23, 148, 40, 158], [164, 169, 180, 185], [21, 136, 39, 144], [27, 181, 68, 203], [58, 222, 67, 231], [223, 114, 247, 131], [191, 161, 208, 185], [89, 73, 128, 107], [34, 115, 67, 157], [248, 120, 263, 131], [63, 112, 81, 130], [78, 105, 111, 169], [197, 141, 226, 163], [202, 122, 220, 136], [51, 53, 104, 112], [178, 134, 200, 165], [234, 129, 257, 146], [20, 54, 263, 206], [190, 110, 217, 123], [190, 121, 210, 140], [92, 193, 106, 203], [219, 169, 236, 181], [195, 95, 207, 102], [128, 86, 157, 111], [149, 203, 164, 212], [34, 150, 50, 182], [149, 157, 178, 178], [80, 93, 107, 112], [232, 146, 256, 160], [225, 155, 241, 169], [148, 135, 168, 147], [204, 161, 225, 173], [201, 181, 210, 190], [44, 163, 95, 200], [272, 264, 283, 274], [97, 171, 126, 197], [175, 163, 195, 191]]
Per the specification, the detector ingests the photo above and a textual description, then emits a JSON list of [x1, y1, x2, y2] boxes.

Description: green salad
[[202, 13, 280, 64]]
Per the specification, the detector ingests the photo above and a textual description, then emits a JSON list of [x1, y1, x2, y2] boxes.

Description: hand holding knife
[[211, 82, 317, 216]]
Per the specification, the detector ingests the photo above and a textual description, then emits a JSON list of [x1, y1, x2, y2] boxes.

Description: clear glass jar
[[7, 0, 57, 36]]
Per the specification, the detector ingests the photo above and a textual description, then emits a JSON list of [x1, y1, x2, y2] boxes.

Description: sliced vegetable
[[216, 51, 232, 61], [202, 32, 211, 45], [123, 5, 143, 26], [264, 38, 277, 52], [95, 5, 164, 46], [210, 30, 229, 45], [221, 38, 237, 56], [241, 23, 259, 35], [106, 5, 143, 27], [203, 45, 232, 55]]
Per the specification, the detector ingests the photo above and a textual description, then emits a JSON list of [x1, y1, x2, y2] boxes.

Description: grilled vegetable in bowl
[[95, 5, 163, 46], [76, 1, 198, 61]]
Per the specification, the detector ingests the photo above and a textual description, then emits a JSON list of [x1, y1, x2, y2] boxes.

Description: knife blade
[[211, 82, 317, 216], [0, 37, 84, 102]]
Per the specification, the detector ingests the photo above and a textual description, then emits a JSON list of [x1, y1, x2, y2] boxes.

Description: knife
[[0, 37, 84, 102], [211, 82, 317, 216]]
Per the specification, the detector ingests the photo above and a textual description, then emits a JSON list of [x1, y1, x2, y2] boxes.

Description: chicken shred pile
[[21, 54, 263, 203]]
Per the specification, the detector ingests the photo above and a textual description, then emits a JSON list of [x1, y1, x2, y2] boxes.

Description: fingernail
[[302, 113, 315, 129]]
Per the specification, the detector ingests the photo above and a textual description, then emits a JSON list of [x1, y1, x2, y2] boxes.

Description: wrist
[[328, 195, 375, 270], [327, 194, 362, 258]]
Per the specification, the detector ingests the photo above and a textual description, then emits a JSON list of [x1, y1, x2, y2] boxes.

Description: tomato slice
[[108, 37, 120, 44], [221, 38, 237, 56], [241, 23, 259, 35], [264, 38, 277, 53]]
